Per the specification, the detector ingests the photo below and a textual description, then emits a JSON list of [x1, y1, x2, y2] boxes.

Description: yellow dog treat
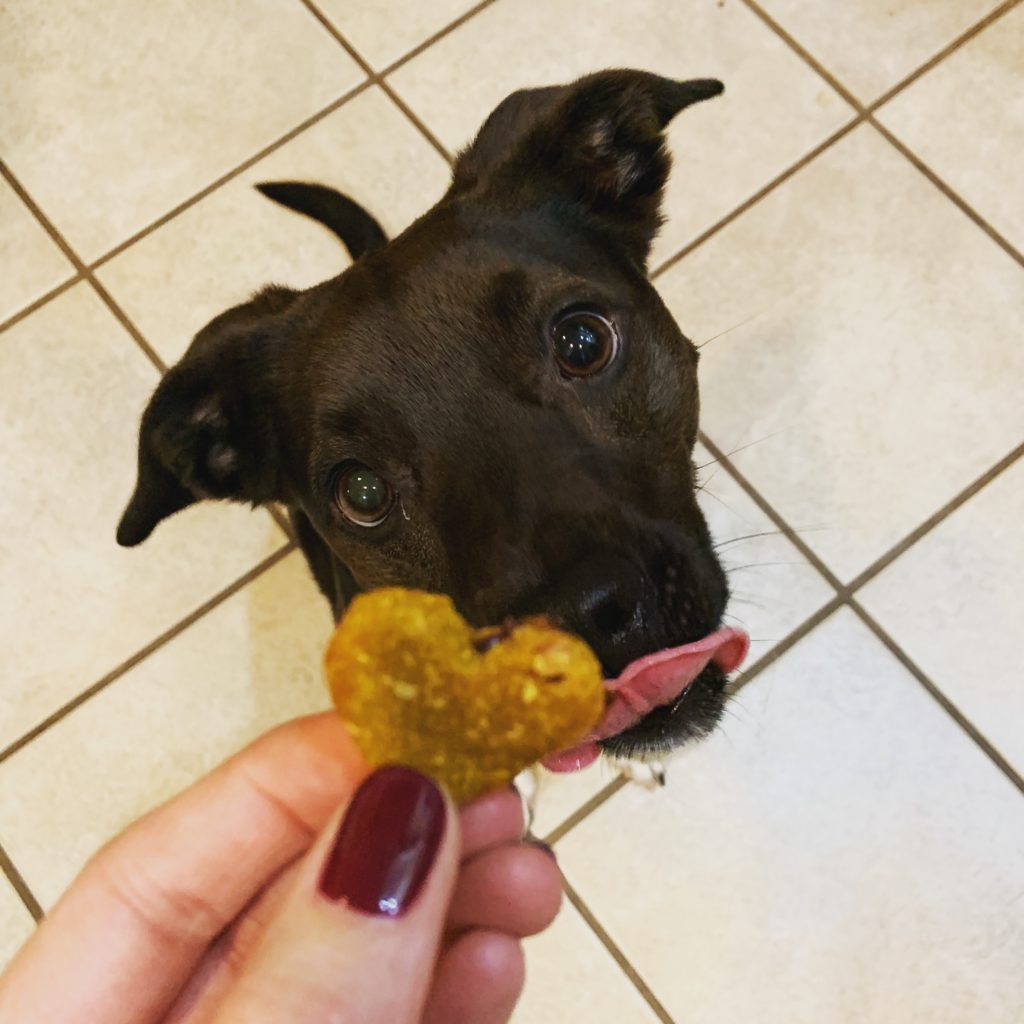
[[325, 588, 605, 803]]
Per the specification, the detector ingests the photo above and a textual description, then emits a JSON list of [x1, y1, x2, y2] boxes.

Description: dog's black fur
[[118, 70, 731, 759]]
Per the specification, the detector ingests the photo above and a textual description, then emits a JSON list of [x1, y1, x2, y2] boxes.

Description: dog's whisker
[[695, 309, 766, 350], [718, 703, 746, 726], [721, 695, 752, 725], [698, 487, 740, 517], [726, 561, 805, 572], [715, 430, 784, 462], [695, 463, 725, 493], [695, 433, 781, 497], [714, 530, 784, 550]]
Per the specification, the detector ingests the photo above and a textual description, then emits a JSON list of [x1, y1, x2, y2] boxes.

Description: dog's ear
[[116, 286, 299, 547], [451, 69, 723, 265]]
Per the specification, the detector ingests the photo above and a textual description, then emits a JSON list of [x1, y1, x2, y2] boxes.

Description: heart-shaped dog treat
[[325, 588, 605, 803]]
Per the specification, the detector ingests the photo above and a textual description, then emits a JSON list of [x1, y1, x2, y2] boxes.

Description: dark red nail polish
[[318, 766, 446, 917]]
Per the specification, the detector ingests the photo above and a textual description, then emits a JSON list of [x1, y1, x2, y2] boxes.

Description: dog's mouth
[[541, 626, 750, 773]]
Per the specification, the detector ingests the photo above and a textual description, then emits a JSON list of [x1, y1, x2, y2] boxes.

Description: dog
[[117, 69, 748, 773]]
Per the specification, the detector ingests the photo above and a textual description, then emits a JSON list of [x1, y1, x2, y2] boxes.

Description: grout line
[[0, 841, 44, 923], [377, 81, 454, 164], [734, 0, 1024, 276], [846, 439, 1024, 593], [705, 432, 1024, 610], [0, 543, 296, 768], [296, 0, 377, 75], [0, 274, 82, 336], [2, 0, 483, 321], [702, 428, 1024, 794], [380, 0, 501, 76], [75, 0, 492, 278], [698, 433, 844, 590], [87, 81, 373, 274], [542, 776, 628, 846], [651, 0, 1024, 284], [850, 599, 1024, 798], [0, 160, 166, 372], [296, 0, 454, 164], [728, 594, 844, 694], [651, 115, 863, 280], [561, 877, 676, 1024], [268, 505, 296, 541], [87, 275, 167, 372], [866, 0, 1024, 112], [739, 0, 861, 108], [867, 116, 1024, 271]]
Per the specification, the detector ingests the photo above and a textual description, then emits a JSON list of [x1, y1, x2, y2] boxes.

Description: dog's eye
[[334, 463, 395, 527], [553, 311, 619, 377]]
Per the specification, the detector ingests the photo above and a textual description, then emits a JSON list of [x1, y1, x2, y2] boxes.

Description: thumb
[[212, 765, 458, 1024]]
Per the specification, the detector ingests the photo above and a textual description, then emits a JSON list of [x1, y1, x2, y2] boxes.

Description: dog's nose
[[549, 556, 657, 676]]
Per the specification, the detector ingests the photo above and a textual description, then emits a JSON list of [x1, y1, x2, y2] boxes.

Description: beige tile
[[758, 0, 1002, 103], [98, 88, 451, 366], [559, 609, 1024, 1023], [0, 877, 34, 970], [0, 0, 363, 261], [512, 899, 661, 1024], [0, 554, 332, 908], [658, 125, 1024, 581], [0, 285, 287, 752], [878, 3, 1024, 252], [315, 0, 477, 69], [860, 456, 1024, 777], [0, 177, 74, 323], [696, 443, 834, 662], [389, 0, 852, 267]]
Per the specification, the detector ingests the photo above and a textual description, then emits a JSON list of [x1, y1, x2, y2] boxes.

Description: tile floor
[[1, 1, 1022, 1020]]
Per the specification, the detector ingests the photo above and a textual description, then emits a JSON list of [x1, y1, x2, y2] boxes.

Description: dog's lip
[[541, 627, 750, 773]]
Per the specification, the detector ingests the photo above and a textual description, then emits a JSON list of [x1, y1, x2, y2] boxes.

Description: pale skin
[[0, 713, 563, 1023]]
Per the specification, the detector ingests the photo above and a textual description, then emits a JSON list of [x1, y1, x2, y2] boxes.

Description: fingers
[[163, 859, 305, 1024], [459, 786, 525, 859], [448, 844, 562, 937], [211, 766, 460, 1024], [423, 930, 526, 1024], [164, 790, 547, 1023], [0, 713, 365, 1024]]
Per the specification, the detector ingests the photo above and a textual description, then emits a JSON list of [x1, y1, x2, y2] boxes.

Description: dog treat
[[324, 588, 605, 803]]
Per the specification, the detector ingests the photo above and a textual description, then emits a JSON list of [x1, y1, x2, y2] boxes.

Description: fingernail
[[318, 766, 446, 917]]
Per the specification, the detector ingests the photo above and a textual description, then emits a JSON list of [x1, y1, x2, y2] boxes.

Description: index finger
[[0, 712, 366, 1024]]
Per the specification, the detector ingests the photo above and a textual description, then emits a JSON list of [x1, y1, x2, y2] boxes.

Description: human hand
[[0, 713, 562, 1023]]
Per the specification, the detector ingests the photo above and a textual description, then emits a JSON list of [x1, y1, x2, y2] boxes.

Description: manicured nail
[[318, 766, 446, 917]]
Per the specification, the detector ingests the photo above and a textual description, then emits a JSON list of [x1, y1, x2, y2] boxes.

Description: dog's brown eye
[[335, 463, 395, 527], [553, 311, 619, 377]]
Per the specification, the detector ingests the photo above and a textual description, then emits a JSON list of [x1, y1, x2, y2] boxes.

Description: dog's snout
[[577, 572, 641, 638], [547, 555, 657, 676]]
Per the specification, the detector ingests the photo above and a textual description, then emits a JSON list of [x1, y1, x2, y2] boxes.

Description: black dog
[[117, 69, 745, 765]]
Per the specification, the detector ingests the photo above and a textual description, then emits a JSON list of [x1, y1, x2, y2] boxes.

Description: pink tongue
[[541, 627, 750, 773]]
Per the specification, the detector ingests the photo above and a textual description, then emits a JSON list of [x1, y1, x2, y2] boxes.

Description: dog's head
[[118, 70, 744, 763]]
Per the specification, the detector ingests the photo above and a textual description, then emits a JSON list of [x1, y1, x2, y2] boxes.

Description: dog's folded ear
[[116, 286, 298, 547], [451, 69, 723, 264]]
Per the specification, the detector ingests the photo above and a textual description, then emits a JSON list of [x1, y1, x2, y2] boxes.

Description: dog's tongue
[[541, 627, 750, 773]]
